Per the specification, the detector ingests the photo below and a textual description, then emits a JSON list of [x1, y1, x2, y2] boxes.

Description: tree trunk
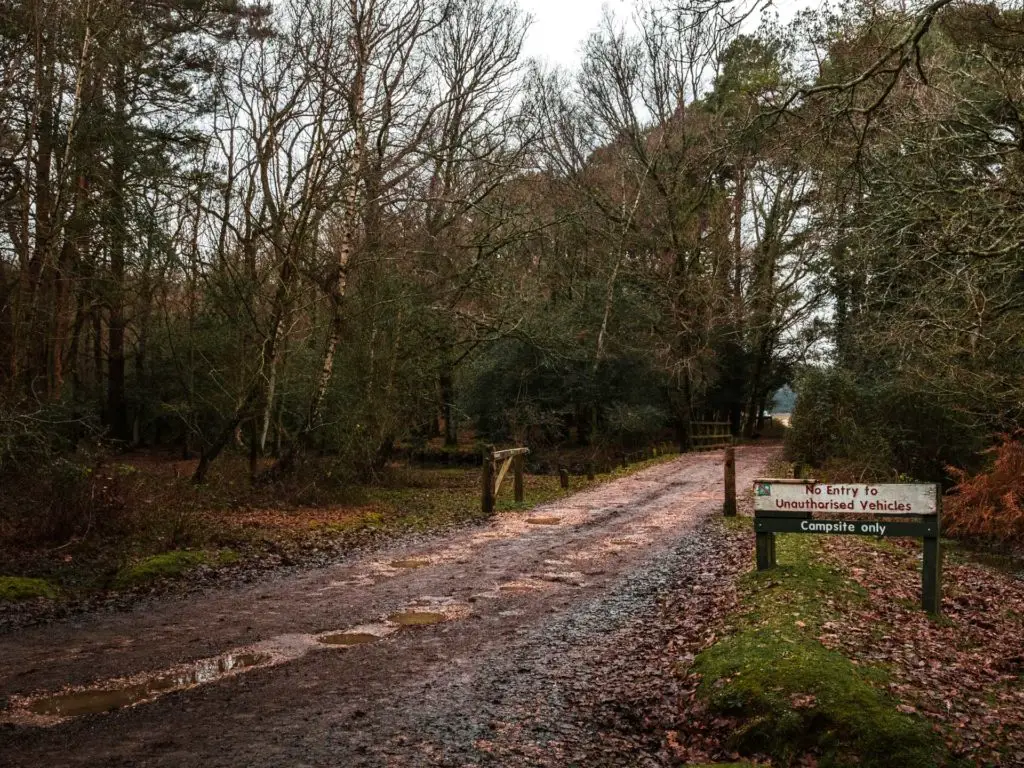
[[676, 375, 693, 453], [440, 367, 456, 447], [289, 20, 367, 460], [193, 412, 245, 484], [106, 67, 130, 442]]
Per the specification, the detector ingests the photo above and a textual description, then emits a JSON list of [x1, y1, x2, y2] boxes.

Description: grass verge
[[0, 576, 59, 601], [113, 550, 238, 588], [690, 532, 949, 767]]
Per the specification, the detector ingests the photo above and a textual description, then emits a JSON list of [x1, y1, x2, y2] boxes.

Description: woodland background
[[1, 0, 1022, 550]]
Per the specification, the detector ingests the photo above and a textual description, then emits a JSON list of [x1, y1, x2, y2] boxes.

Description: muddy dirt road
[[0, 446, 777, 767]]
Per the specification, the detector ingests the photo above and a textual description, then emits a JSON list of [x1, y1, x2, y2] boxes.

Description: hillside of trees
[[1, 0, 1021, 545]]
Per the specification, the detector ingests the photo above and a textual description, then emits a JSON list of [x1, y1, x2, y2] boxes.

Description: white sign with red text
[[753, 481, 937, 516]]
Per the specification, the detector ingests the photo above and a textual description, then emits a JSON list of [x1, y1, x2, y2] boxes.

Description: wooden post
[[621, 453, 628, 469], [586, 461, 595, 481], [756, 532, 776, 570], [558, 467, 569, 490], [513, 453, 525, 503], [481, 445, 495, 515], [922, 490, 942, 614], [723, 446, 737, 517]]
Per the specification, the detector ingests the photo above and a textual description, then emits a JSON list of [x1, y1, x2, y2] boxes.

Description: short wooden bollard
[[513, 453, 525, 503], [558, 467, 569, 490], [723, 446, 737, 517], [586, 462, 595, 481], [481, 446, 495, 515]]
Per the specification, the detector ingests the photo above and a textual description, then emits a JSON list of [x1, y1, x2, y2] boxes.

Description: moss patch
[[114, 550, 213, 587], [0, 576, 59, 601], [691, 533, 947, 767], [215, 549, 241, 565], [696, 630, 938, 767]]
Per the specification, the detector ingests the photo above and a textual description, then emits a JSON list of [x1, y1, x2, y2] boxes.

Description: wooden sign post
[[753, 479, 942, 614]]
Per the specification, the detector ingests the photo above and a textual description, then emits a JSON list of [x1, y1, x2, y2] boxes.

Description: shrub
[[0, 457, 143, 545], [785, 368, 892, 478], [603, 403, 668, 449], [0, 401, 97, 472], [945, 434, 1024, 545], [786, 367, 985, 482]]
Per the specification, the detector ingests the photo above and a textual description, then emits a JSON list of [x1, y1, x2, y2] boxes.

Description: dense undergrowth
[[787, 369, 1024, 553], [944, 433, 1024, 548]]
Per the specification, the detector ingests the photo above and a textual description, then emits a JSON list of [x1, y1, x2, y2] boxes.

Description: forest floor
[[1, 444, 1022, 767]]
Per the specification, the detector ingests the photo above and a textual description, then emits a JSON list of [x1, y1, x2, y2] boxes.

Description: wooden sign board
[[754, 480, 937, 515], [751, 478, 942, 614]]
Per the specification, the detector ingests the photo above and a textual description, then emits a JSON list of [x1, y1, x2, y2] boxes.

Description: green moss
[[0, 576, 59, 601], [741, 535, 867, 631], [691, 534, 947, 767], [215, 549, 241, 565], [695, 630, 940, 767], [114, 550, 212, 587]]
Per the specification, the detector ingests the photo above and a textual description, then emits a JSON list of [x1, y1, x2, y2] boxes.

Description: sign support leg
[[756, 532, 775, 570], [922, 508, 942, 614]]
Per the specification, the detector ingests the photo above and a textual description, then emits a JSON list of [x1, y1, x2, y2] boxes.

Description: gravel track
[[0, 445, 777, 767]]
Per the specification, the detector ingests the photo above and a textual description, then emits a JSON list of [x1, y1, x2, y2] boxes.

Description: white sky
[[517, 0, 815, 71], [517, 0, 628, 70]]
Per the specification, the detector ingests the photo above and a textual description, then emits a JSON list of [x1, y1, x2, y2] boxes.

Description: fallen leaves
[[819, 536, 1024, 765]]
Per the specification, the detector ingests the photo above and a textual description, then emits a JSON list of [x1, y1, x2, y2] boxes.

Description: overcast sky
[[516, 0, 815, 71], [517, 0, 613, 69]]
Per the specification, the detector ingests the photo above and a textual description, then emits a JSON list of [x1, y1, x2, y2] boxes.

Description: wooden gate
[[691, 421, 733, 450], [481, 446, 530, 514]]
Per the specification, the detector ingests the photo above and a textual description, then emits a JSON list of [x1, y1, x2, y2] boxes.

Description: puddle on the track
[[388, 611, 447, 626], [389, 559, 431, 569], [25, 652, 270, 718], [537, 571, 586, 586], [29, 683, 168, 718], [319, 632, 380, 646], [499, 582, 542, 593], [526, 517, 562, 525]]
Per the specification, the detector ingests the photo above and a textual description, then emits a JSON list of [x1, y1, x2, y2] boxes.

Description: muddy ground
[[0, 445, 776, 767]]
